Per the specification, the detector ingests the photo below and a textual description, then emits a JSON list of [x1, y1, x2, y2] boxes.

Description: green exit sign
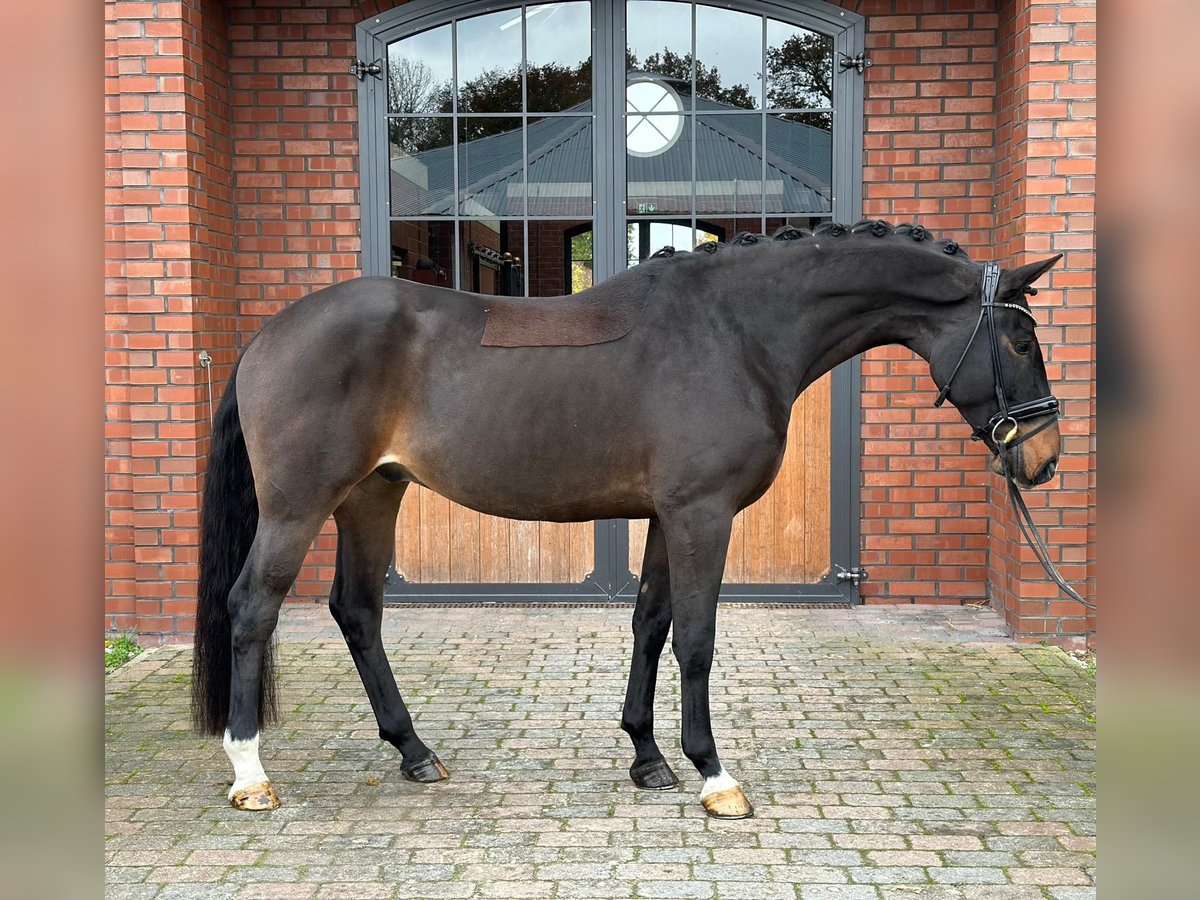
[[636, 203, 658, 214]]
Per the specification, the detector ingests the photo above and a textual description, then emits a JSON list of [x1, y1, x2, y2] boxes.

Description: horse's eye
[[1013, 341, 1031, 355]]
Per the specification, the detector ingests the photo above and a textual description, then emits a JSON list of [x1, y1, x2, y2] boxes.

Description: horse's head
[[928, 255, 1064, 489]]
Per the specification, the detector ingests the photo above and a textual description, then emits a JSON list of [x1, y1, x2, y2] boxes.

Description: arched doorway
[[357, 0, 865, 602]]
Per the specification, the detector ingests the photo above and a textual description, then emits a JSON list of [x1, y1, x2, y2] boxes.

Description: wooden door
[[394, 492, 593, 584]]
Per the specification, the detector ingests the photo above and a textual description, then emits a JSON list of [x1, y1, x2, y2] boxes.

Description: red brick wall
[[105, 0, 237, 637], [225, 0, 367, 598], [988, 0, 1095, 644], [104, 0, 1097, 642], [855, 0, 999, 605]]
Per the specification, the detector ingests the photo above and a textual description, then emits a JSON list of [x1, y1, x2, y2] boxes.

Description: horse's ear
[[1006, 254, 1063, 292]]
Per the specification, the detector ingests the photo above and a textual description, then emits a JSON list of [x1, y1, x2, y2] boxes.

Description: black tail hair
[[191, 362, 276, 735]]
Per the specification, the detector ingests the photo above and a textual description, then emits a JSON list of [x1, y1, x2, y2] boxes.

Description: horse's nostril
[[1033, 459, 1057, 485]]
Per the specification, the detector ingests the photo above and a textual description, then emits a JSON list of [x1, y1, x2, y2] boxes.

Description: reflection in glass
[[387, 25, 453, 114], [765, 113, 832, 214], [460, 220, 524, 295], [766, 19, 834, 110], [389, 220, 454, 285], [527, 117, 592, 217], [627, 115, 692, 216], [565, 226, 594, 294], [627, 0, 692, 102], [526, 220, 593, 296], [627, 80, 685, 157], [765, 215, 830, 235], [695, 5, 761, 109], [457, 10, 523, 113], [458, 118, 525, 216], [526, 2, 593, 111], [389, 118, 455, 216], [695, 115, 764, 216], [626, 220, 723, 267]]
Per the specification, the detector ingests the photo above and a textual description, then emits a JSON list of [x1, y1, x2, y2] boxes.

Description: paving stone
[[105, 887, 162, 900], [555, 880, 637, 898], [106, 606, 1094, 900], [926, 866, 1009, 885], [314, 885, 394, 899], [847, 866, 929, 884], [797, 887, 880, 900], [716, 882, 797, 900], [236, 885, 319, 900], [638, 880, 717, 898]]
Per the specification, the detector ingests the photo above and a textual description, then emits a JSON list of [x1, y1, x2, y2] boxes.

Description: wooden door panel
[[628, 373, 832, 583], [395, 486, 594, 584]]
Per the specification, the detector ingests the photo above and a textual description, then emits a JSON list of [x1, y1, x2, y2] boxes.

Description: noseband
[[933, 263, 1060, 447], [933, 262, 1092, 611]]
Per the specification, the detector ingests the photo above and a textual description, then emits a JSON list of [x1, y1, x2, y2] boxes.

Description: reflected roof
[[390, 95, 832, 218]]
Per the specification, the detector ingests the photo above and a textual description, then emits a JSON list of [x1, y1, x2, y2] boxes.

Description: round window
[[626, 78, 684, 158]]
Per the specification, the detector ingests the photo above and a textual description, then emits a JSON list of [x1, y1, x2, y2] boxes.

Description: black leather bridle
[[934, 262, 1092, 610]]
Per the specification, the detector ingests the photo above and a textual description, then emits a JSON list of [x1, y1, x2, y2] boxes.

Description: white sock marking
[[699, 767, 738, 801], [224, 730, 269, 798]]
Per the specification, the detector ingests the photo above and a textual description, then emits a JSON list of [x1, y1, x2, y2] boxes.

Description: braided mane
[[646, 220, 970, 262]]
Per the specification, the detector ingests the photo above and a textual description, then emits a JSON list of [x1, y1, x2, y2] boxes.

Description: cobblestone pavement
[[106, 605, 1095, 899]]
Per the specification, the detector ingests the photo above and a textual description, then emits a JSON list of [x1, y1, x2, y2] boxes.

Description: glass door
[[358, 0, 866, 601]]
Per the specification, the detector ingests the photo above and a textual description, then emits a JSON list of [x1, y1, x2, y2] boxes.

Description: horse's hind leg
[[621, 518, 679, 790], [330, 477, 448, 783], [225, 513, 327, 811]]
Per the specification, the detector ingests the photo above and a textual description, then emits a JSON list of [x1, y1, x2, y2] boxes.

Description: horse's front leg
[[660, 502, 752, 819], [621, 517, 679, 790]]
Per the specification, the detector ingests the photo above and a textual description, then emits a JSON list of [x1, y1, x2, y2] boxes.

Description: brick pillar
[[855, 1, 999, 604], [226, 0, 364, 601], [105, 0, 235, 641], [990, 0, 1095, 645]]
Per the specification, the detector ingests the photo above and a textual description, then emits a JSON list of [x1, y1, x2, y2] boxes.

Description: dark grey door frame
[[357, 0, 864, 603]]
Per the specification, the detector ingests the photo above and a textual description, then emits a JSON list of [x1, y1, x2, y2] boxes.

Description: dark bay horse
[[192, 221, 1064, 818]]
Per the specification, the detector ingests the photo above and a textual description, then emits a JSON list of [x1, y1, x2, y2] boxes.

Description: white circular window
[[626, 79, 684, 157]]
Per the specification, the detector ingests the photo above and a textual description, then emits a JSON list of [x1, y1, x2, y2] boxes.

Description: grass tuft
[[105, 634, 143, 672]]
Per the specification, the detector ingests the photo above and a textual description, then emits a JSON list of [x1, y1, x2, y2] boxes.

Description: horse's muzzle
[[991, 449, 1058, 487]]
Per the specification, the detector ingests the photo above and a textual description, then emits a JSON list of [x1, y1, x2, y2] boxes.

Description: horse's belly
[[404, 459, 654, 522], [387, 418, 651, 521]]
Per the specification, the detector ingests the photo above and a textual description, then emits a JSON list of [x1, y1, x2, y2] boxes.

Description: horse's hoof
[[230, 781, 280, 811], [630, 759, 679, 791], [401, 754, 450, 783], [701, 785, 754, 819]]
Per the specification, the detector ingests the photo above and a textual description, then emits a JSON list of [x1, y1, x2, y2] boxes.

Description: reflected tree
[[632, 48, 757, 109], [765, 33, 833, 110], [569, 230, 593, 293], [388, 56, 443, 115], [387, 58, 451, 154]]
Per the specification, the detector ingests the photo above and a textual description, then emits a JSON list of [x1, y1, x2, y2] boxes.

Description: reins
[[934, 262, 1093, 612]]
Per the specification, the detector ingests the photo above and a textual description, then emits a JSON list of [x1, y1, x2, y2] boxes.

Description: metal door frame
[[357, 0, 864, 603]]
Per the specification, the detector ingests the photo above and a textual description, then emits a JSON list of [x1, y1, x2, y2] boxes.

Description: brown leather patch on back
[[481, 289, 649, 347]]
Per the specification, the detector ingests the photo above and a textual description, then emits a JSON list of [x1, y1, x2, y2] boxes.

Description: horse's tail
[[191, 362, 276, 735]]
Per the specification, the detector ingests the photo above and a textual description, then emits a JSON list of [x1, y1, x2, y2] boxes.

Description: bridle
[[934, 262, 1092, 611]]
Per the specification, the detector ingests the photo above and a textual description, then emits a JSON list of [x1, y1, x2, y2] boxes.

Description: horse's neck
[[723, 246, 951, 399]]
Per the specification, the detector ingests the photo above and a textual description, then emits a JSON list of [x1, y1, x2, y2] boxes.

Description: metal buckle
[[991, 416, 1019, 447]]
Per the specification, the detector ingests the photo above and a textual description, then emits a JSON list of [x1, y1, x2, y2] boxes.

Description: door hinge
[[834, 565, 869, 587], [837, 52, 873, 75], [350, 59, 383, 81]]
